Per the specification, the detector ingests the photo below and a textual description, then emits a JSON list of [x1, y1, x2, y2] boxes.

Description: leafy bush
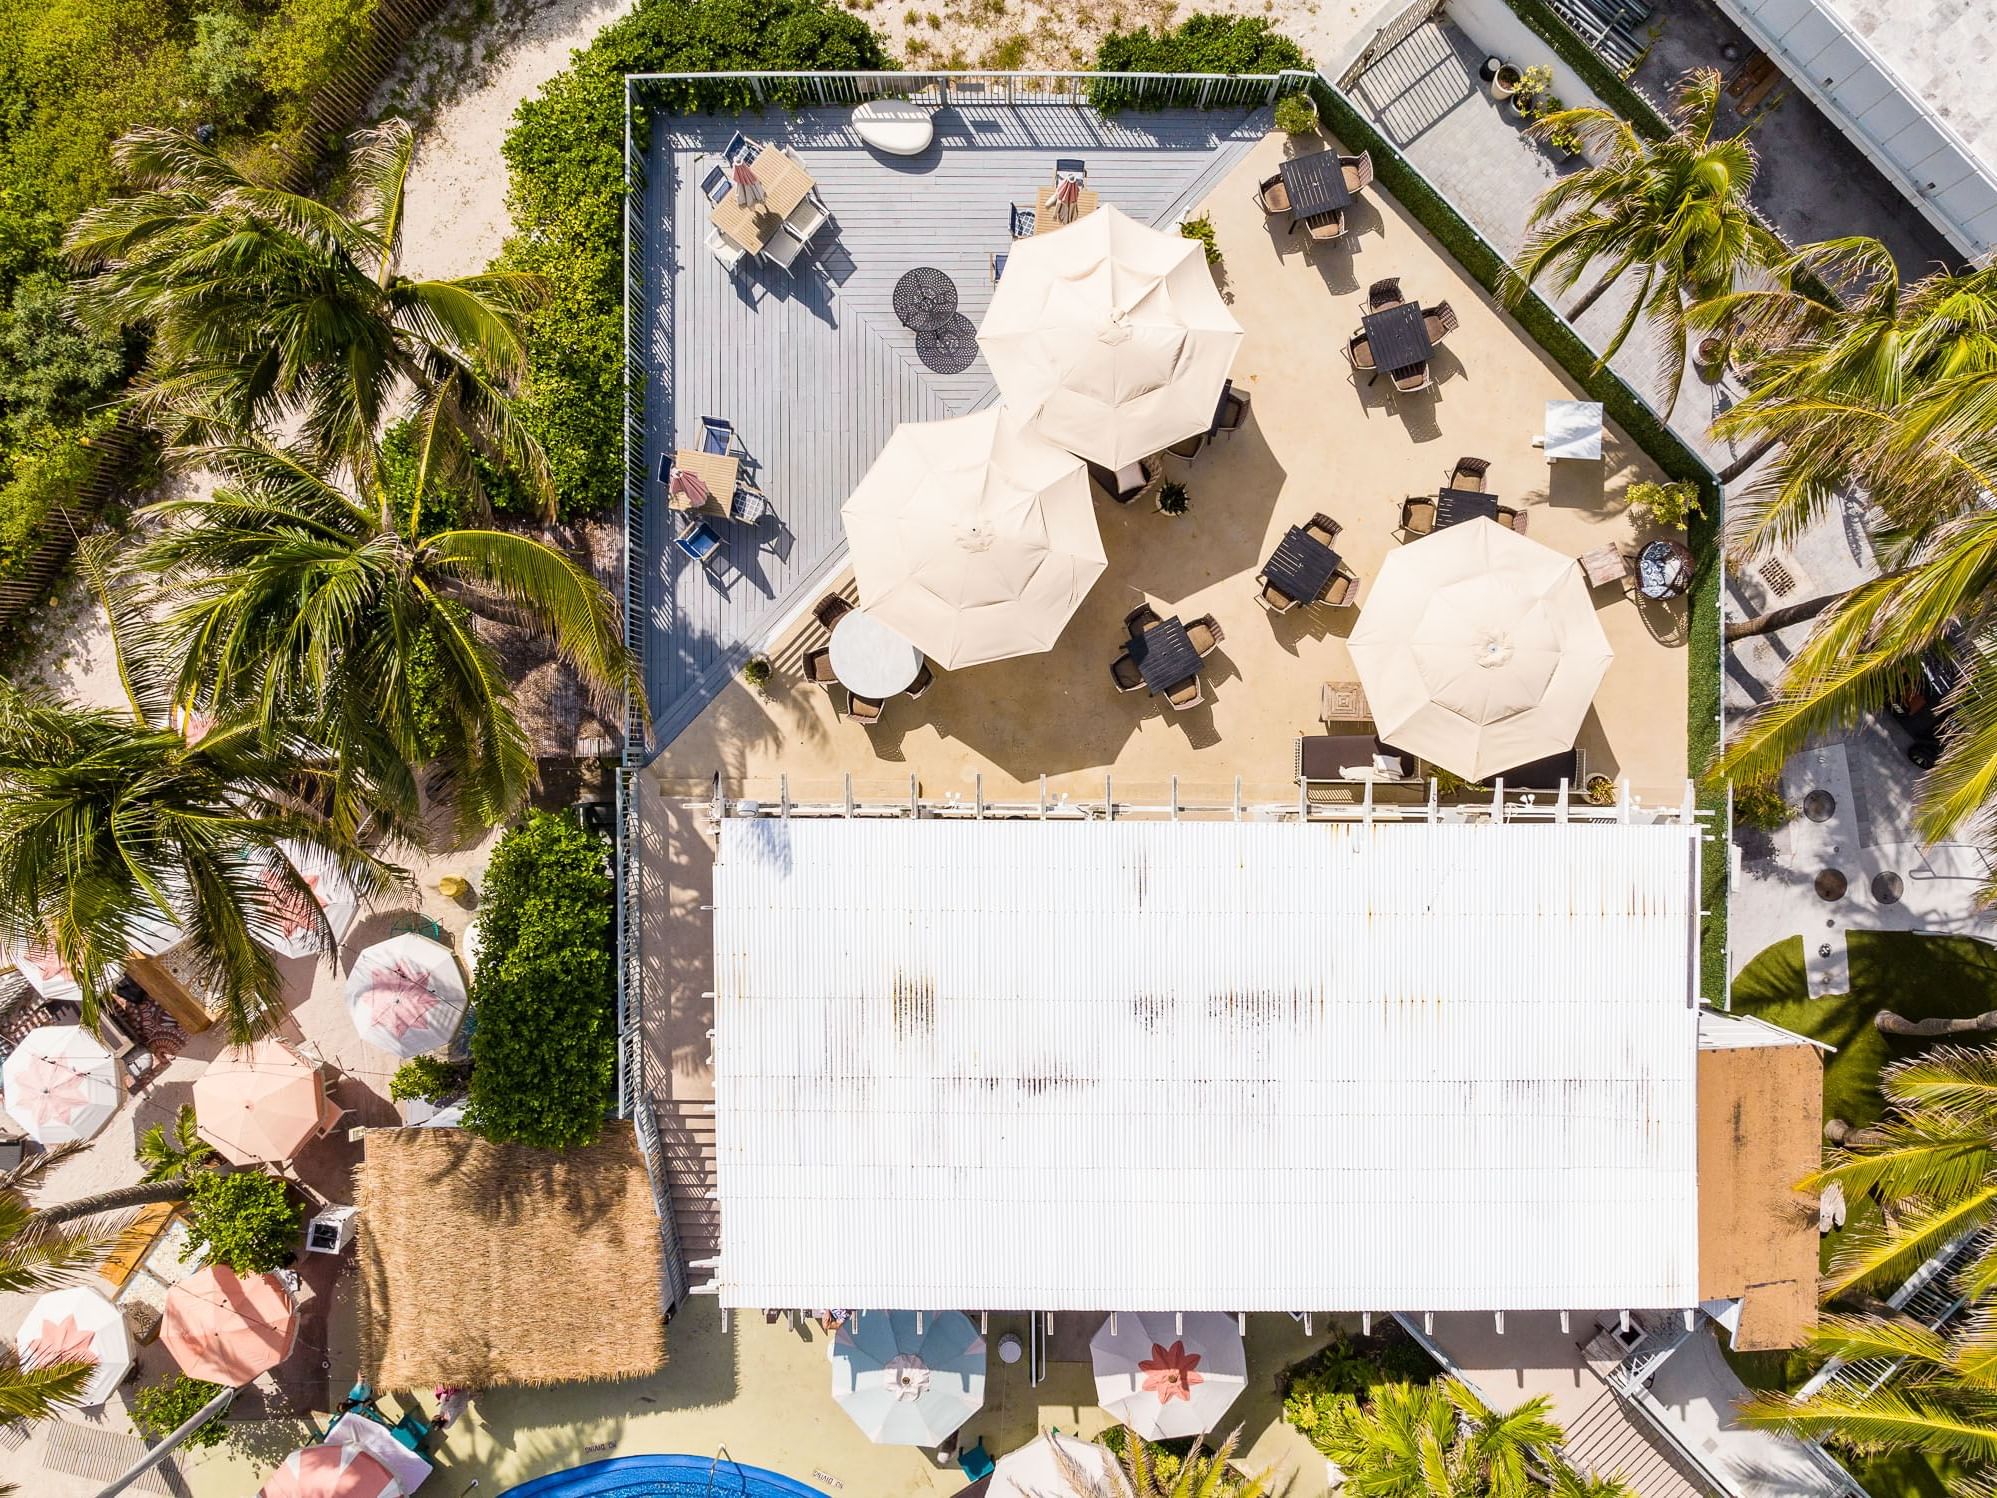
[[1095, 14, 1305, 78], [132, 1373, 229, 1449], [0, 412, 116, 583], [389, 1054, 468, 1103], [465, 811, 617, 1150], [1272, 92, 1318, 135], [1627, 478, 1703, 529], [1179, 213, 1221, 267], [183, 1170, 304, 1273], [1734, 778, 1792, 831], [1282, 1329, 1438, 1440], [498, 0, 889, 516], [189, 7, 265, 123]]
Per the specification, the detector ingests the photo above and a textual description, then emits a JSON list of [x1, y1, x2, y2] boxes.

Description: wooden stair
[[658, 1096, 720, 1272], [1561, 1387, 1715, 1498]]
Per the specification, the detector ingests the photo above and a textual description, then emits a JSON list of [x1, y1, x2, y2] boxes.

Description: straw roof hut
[[353, 1122, 665, 1389]]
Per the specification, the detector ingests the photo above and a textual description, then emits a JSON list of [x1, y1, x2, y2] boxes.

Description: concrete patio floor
[[651, 128, 1691, 809]]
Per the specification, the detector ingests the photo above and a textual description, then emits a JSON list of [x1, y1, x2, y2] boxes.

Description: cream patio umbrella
[[193, 1039, 331, 1164], [991, 1431, 1120, 1497], [1090, 1312, 1246, 1440], [1346, 519, 1613, 780], [841, 408, 1106, 668], [2, 1025, 122, 1145], [16, 1286, 134, 1406], [978, 204, 1243, 470]]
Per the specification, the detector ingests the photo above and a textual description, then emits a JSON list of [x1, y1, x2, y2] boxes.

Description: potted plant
[[1585, 774, 1617, 806], [1509, 65, 1553, 119], [1479, 55, 1504, 83], [1491, 62, 1522, 100], [1695, 335, 1727, 378], [1156, 480, 1191, 516], [1273, 92, 1318, 136], [741, 654, 773, 690]]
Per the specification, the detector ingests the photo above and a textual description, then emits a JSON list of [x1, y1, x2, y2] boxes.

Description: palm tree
[[1055, 1425, 1270, 1497], [0, 546, 400, 1041], [138, 1103, 215, 1184], [1305, 1379, 1628, 1497], [64, 120, 551, 512], [1693, 238, 1997, 559], [136, 438, 641, 830], [1513, 69, 1784, 409]]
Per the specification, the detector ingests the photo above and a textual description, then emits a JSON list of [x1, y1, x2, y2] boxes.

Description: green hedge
[[498, 0, 890, 517], [466, 810, 618, 1150], [1309, 77, 1726, 996], [1498, 0, 1669, 139]]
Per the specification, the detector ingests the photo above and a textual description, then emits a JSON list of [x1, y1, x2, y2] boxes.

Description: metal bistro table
[[1265, 526, 1340, 603], [893, 267, 958, 332], [1362, 302, 1432, 376], [1128, 617, 1200, 695], [829, 610, 923, 697], [1278, 151, 1352, 221], [1434, 487, 1499, 530]]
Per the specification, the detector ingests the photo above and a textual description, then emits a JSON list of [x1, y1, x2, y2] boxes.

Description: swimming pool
[[501, 1454, 829, 1498]]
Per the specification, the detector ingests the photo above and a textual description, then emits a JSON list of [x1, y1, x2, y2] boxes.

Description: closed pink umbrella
[[194, 1039, 330, 1164], [261, 1443, 402, 1498], [163, 1265, 298, 1385]]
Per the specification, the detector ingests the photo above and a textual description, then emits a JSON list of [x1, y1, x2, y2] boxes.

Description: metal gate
[[1339, 0, 1448, 88]]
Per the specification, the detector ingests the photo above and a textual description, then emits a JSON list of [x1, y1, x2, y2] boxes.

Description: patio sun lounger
[[1296, 733, 1416, 784], [1479, 748, 1583, 791]]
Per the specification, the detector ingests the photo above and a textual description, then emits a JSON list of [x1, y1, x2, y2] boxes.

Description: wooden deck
[[637, 100, 1270, 747]]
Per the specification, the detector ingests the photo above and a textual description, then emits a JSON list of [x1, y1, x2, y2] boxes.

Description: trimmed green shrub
[[1733, 779, 1792, 832], [389, 1054, 468, 1103], [1282, 1329, 1438, 1442], [498, 0, 889, 516], [132, 1373, 229, 1449], [1179, 212, 1221, 267], [1272, 92, 1318, 135], [1095, 14, 1305, 78], [183, 1170, 305, 1273], [465, 811, 617, 1150]]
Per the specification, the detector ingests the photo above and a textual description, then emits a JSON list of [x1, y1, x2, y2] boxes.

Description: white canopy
[[1346, 519, 1613, 780], [842, 409, 1105, 668], [2, 1026, 121, 1145], [16, 1286, 133, 1406], [1091, 1312, 1246, 1439], [344, 932, 467, 1058], [991, 1432, 1120, 1498], [979, 205, 1243, 469]]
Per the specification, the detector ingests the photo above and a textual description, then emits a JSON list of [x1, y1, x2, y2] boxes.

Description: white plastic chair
[[705, 225, 747, 272], [783, 196, 830, 248], [760, 227, 805, 270]]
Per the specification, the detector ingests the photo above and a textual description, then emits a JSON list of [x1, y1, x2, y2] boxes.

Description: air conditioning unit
[[305, 1205, 359, 1255]]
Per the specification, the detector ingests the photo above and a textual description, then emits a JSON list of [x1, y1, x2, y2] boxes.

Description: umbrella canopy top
[[163, 1265, 299, 1386], [254, 839, 362, 960], [979, 205, 1243, 469], [260, 1443, 402, 1498], [1347, 519, 1614, 780], [841, 408, 1106, 668], [830, 1309, 987, 1445], [1, 1025, 121, 1145], [192, 1039, 325, 1164], [1089, 1311, 1247, 1440], [343, 931, 467, 1058], [991, 1431, 1120, 1498], [16, 1285, 134, 1406]]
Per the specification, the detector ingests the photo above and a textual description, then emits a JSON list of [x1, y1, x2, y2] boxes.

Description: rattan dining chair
[[906, 661, 936, 699], [1304, 512, 1340, 547], [1340, 151, 1374, 195], [1496, 504, 1529, 534], [1256, 173, 1290, 217], [1347, 333, 1376, 378], [1185, 615, 1224, 657], [1423, 301, 1459, 344], [1447, 456, 1491, 492], [1124, 603, 1162, 638], [844, 691, 886, 725], [803, 647, 838, 687], [1256, 576, 1301, 613], [814, 594, 853, 631], [1110, 652, 1143, 693], [1164, 675, 1204, 711], [1392, 362, 1432, 394], [1367, 277, 1403, 310], [1303, 209, 1346, 242], [1398, 496, 1437, 538], [1321, 562, 1360, 608]]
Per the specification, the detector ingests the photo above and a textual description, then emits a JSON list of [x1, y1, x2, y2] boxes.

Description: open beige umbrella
[[193, 1039, 331, 1165], [978, 204, 1243, 469], [1347, 519, 1613, 780], [842, 409, 1105, 668]]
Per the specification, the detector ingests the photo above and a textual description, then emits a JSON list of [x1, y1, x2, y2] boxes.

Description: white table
[[829, 610, 922, 697], [327, 1410, 435, 1491], [1543, 399, 1604, 460]]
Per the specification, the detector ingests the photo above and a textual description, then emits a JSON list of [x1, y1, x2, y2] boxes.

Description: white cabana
[[344, 932, 468, 1058], [15, 1286, 133, 1405], [1091, 1312, 1246, 1439], [1346, 519, 1613, 780], [841, 409, 1105, 669], [978, 205, 1243, 469], [709, 816, 1702, 1313], [2, 1026, 121, 1145]]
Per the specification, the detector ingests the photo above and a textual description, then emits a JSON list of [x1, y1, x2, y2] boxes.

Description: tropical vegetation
[[464, 810, 618, 1150], [181, 1168, 305, 1273], [131, 1372, 229, 1449], [1302, 1378, 1631, 1497], [1067, 1425, 1269, 1498], [1513, 69, 1783, 407]]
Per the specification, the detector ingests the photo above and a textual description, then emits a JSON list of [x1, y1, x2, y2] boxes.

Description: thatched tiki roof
[[354, 1122, 665, 1389]]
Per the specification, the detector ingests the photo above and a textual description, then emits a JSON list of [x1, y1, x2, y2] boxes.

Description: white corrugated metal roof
[[711, 817, 1703, 1313]]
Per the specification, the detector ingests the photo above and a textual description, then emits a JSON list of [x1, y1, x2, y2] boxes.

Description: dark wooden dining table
[[1434, 487, 1499, 530], [1278, 151, 1351, 220], [1362, 302, 1432, 373], [1128, 617, 1200, 694], [1263, 526, 1340, 602]]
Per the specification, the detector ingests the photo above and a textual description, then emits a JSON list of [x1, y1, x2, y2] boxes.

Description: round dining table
[[829, 610, 922, 697]]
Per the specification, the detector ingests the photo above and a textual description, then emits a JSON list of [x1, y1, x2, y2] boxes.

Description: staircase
[[658, 1096, 721, 1274], [1561, 1388, 1715, 1498]]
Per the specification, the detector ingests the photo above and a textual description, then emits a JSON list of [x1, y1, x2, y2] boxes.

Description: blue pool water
[[502, 1455, 829, 1498]]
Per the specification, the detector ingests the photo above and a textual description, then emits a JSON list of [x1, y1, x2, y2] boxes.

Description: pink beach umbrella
[[732, 159, 765, 207], [261, 1443, 403, 1498], [1, 1025, 121, 1145], [193, 1039, 330, 1164], [163, 1265, 299, 1386], [343, 932, 467, 1059], [255, 840, 362, 960], [16, 1286, 133, 1406]]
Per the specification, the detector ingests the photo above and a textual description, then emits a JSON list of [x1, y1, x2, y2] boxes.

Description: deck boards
[[639, 100, 1269, 747]]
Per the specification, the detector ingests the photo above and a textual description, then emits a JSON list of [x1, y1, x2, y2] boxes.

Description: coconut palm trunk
[[32, 1179, 189, 1228], [1723, 590, 1845, 643]]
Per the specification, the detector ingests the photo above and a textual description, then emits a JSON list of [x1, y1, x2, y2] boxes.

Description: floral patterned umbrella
[[15, 1286, 132, 1406], [1, 1026, 121, 1145], [343, 932, 467, 1058], [1089, 1312, 1246, 1439], [254, 840, 362, 960]]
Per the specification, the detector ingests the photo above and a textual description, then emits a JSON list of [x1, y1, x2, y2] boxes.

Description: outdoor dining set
[[1111, 606, 1225, 711], [701, 131, 832, 273], [1347, 277, 1457, 397], [1257, 146, 1373, 242]]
